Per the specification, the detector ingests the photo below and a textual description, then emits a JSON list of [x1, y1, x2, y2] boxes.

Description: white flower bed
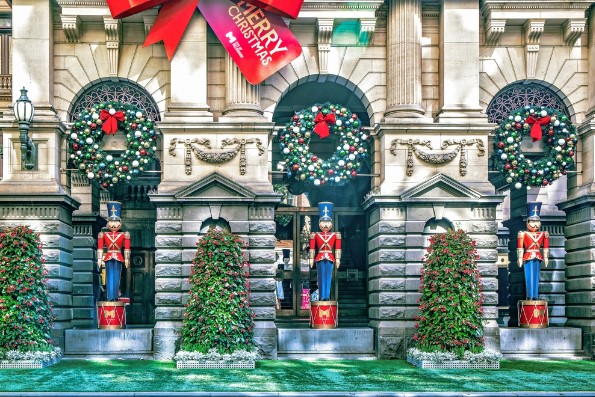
[[407, 348, 501, 369], [174, 348, 258, 369], [0, 348, 62, 369]]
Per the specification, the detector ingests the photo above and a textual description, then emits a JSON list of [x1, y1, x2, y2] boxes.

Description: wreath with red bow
[[67, 101, 159, 188], [277, 102, 370, 187], [493, 106, 577, 189]]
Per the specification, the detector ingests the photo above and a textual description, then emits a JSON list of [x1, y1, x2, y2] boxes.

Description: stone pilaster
[[505, 188, 567, 327], [219, 53, 264, 122], [317, 18, 333, 74], [435, 0, 485, 123], [0, 195, 79, 349], [523, 19, 544, 79], [164, 13, 213, 123], [152, 205, 184, 360], [384, 0, 426, 120], [248, 205, 278, 359]]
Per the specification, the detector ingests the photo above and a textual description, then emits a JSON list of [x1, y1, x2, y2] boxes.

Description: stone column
[[165, 13, 213, 122], [219, 53, 264, 122], [0, 195, 79, 349], [505, 188, 567, 327], [12, 0, 56, 119], [435, 0, 485, 123], [384, 0, 426, 120]]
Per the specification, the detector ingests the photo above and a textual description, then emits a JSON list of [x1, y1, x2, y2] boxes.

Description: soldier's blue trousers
[[317, 259, 333, 300], [524, 259, 541, 300], [105, 259, 122, 301]]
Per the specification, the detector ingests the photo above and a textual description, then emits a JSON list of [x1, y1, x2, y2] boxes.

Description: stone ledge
[[65, 329, 153, 355]]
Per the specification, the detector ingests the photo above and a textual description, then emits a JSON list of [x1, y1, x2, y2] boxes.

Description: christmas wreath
[[493, 106, 577, 189], [68, 101, 158, 188], [277, 102, 370, 187]]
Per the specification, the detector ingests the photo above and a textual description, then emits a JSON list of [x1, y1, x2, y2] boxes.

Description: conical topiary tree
[[413, 228, 484, 357], [181, 228, 255, 354], [0, 226, 55, 352]]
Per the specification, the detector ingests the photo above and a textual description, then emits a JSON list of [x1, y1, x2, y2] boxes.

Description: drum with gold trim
[[310, 301, 338, 329], [518, 299, 548, 329], [97, 301, 126, 329]]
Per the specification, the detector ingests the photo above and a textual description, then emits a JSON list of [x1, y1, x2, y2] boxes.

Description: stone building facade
[[0, 0, 594, 359]]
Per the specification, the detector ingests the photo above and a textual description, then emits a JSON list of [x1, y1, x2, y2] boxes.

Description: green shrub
[[413, 228, 484, 357], [181, 229, 255, 354], [0, 226, 55, 353]]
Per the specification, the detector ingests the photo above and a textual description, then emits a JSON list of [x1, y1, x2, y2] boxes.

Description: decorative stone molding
[[484, 18, 505, 46], [143, 15, 156, 39], [523, 19, 544, 78], [358, 18, 376, 46], [391, 138, 485, 177], [168, 138, 265, 176], [103, 17, 121, 76], [562, 19, 586, 46], [222, 54, 263, 118], [317, 18, 334, 73], [60, 15, 80, 43]]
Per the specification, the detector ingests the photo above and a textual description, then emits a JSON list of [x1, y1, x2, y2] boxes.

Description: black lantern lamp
[[13, 87, 36, 170]]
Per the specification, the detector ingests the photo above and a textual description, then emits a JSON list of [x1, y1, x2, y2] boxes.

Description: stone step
[[500, 327, 583, 356], [65, 328, 153, 358], [278, 328, 374, 354]]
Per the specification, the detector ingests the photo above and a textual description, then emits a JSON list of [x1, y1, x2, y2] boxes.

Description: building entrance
[[274, 206, 368, 325]]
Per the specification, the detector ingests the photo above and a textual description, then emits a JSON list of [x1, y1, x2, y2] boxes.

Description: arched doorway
[[69, 78, 161, 326], [272, 77, 372, 326]]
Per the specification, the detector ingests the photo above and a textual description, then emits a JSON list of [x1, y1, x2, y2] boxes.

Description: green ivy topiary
[[181, 229, 255, 354], [413, 228, 484, 357], [0, 226, 55, 353]]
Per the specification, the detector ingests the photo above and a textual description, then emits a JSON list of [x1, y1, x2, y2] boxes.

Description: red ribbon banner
[[106, 0, 303, 61], [313, 112, 336, 139], [525, 115, 551, 142], [100, 109, 125, 135]]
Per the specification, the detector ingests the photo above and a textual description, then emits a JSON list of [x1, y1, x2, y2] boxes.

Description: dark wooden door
[[127, 250, 155, 325]]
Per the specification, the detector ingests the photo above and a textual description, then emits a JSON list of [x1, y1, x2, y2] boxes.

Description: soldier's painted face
[[527, 219, 541, 232], [319, 219, 332, 232], [107, 219, 122, 232]]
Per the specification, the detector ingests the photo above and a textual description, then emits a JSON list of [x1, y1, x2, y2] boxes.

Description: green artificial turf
[[0, 359, 594, 393]]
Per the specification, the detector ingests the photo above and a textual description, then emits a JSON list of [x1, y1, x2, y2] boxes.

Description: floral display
[[493, 106, 577, 189], [277, 102, 370, 187], [68, 101, 158, 188]]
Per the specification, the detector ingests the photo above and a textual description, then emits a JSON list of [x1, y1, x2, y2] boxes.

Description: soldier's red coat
[[518, 231, 549, 261], [98, 231, 130, 262], [309, 231, 341, 262]]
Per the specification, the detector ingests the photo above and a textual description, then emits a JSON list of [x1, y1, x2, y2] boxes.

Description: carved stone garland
[[390, 139, 485, 176], [168, 138, 265, 175]]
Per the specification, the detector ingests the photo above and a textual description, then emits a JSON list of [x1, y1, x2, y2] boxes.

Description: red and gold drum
[[97, 301, 126, 329], [310, 301, 338, 329], [518, 299, 548, 329]]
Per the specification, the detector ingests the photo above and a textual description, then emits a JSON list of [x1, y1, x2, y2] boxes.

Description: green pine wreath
[[493, 106, 577, 189], [68, 101, 158, 188], [277, 102, 370, 187]]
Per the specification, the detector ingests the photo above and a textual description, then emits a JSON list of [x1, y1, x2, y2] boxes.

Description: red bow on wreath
[[525, 115, 551, 142], [313, 112, 336, 139], [100, 109, 125, 135]]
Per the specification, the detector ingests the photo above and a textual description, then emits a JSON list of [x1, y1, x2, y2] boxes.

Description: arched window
[[422, 218, 454, 248], [200, 218, 231, 234], [68, 78, 161, 122], [487, 82, 569, 124]]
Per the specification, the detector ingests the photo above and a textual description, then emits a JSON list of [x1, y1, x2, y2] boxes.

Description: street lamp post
[[13, 87, 36, 170]]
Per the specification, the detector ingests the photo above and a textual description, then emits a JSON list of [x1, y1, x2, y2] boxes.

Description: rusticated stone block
[[249, 264, 275, 277], [254, 336, 277, 359], [155, 265, 182, 277], [379, 236, 405, 247], [156, 236, 182, 248], [370, 307, 405, 320], [248, 237, 276, 247], [378, 336, 404, 359], [249, 292, 276, 306], [155, 293, 183, 305], [379, 222, 406, 233], [43, 249, 61, 262], [368, 263, 406, 277], [155, 307, 184, 320], [46, 279, 73, 293], [155, 250, 182, 262], [155, 279, 182, 292], [369, 292, 406, 305], [253, 306, 275, 320], [474, 236, 498, 248], [249, 222, 276, 233], [249, 278, 275, 292], [481, 278, 498, 291], [471, 222, 498, 233], [369, 278, 405, 292], [249, 250, 276, 263], [156, 223, 182, 233]]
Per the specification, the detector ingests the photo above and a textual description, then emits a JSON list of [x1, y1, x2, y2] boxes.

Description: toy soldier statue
[[97, 201, 130, 302], [309, 202, 341, 301], [517, 201, 550, 328]]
